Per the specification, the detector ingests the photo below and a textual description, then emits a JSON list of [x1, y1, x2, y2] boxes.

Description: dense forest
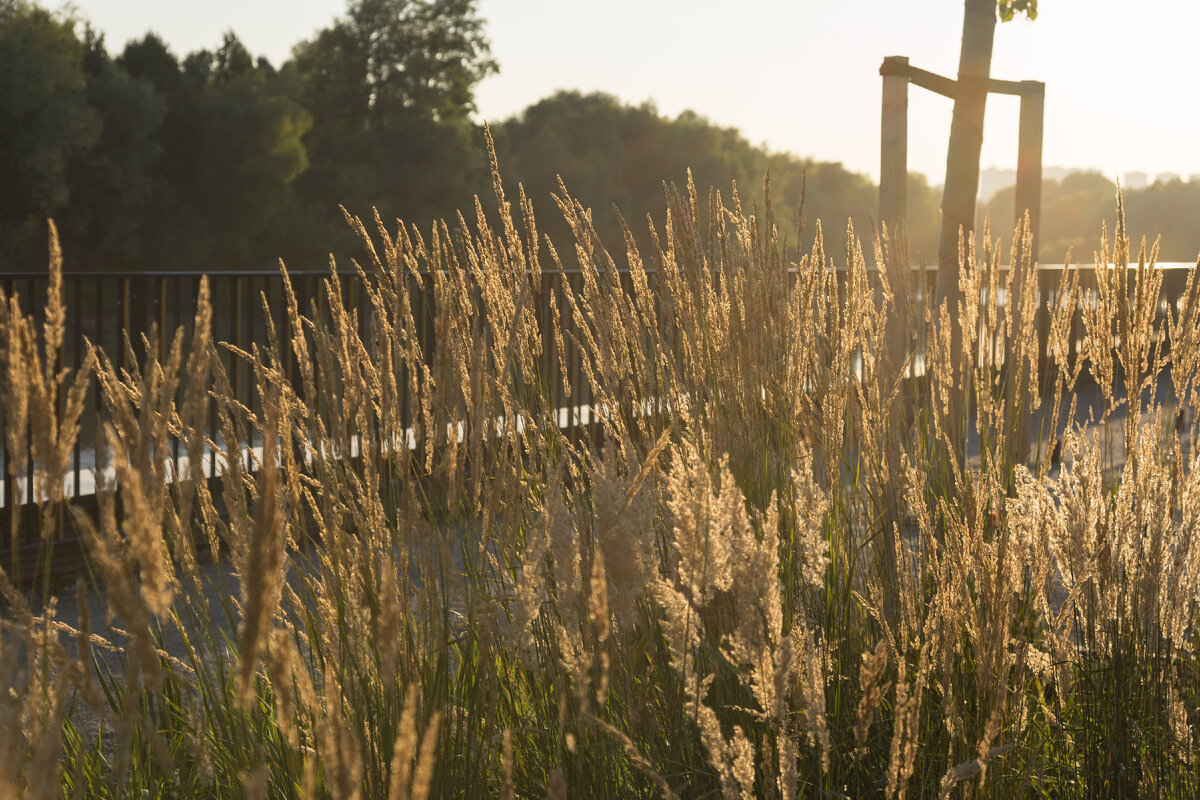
[[0, 0, 941, 273], [0, 0, 493, 271]]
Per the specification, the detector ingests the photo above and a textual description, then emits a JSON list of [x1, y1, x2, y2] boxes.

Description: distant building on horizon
[[977, 165, 1075, 202], [978, 168, 1016, 203], [1124, 171, 1148, 190], [1156, 172, 1182, 184]]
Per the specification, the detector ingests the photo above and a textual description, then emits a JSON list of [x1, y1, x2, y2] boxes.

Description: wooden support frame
[[1015, 80, 1044, 260], [879, 56, 909, 240], [879, 56, 1045, 265]]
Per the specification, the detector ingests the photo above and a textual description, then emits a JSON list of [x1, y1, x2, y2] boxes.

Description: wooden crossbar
[[879, 57, 1043, 100]]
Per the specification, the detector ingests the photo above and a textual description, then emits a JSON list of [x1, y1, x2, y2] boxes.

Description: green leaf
[[998, 0, 1037, 22]]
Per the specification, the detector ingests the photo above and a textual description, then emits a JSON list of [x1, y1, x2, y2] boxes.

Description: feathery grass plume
[[691, 696, 742, 800], [68, 466, 164, 700], [73, 578, 101, 710], [170, 276, 214, 530], [386, 684, 442, 800], [884, 655, 916, 800], [241, 763, 270, 800], [376, 546, 407, 682], [590, 438, 660, 626], [502, 470, 555, 662], [40, 221, 65, 369], [855, 639, 889, 746], [103, 423, 175, 616], [0, 293, 31, 516], [409, 711, 442, 800], [19, 221, 65, 505], [24, 643, 69, 800], [316, 675, 364, 800], [207, 342, 258, 556], [87, 311, 204, 618], [388, 685, 422, 800], [587, 547, 612, 705], [36, 224, 93, 511], [1041, 256, 1082, 477], [663, 435, 735, 600], [236, 389, 286, 706], [729, 726, 757, 800], [1164, 440, 1200, 646], [265, 628, 304, 748], [658, 431, 834, 784], [999, 216, 1044, 471], [1167, 682, 1194, 762], [787, 446, 830, 595], [500, 728, 513, 800], [938, 745, 1013, 800], [545, 768, 566, 800], [1169, 254, 1200, 412], [0, 224, 93, 560]]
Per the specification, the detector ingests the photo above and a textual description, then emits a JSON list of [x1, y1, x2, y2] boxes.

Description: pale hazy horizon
[[62, 0, 1200, 188]]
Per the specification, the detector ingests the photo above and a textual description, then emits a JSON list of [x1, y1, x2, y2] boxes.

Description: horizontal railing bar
[[1, 262, 1196, 281], [0, 267, 652, 279], [0, 270, 377, 279]]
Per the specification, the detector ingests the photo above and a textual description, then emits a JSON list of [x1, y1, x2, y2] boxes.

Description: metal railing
[[0, 266, 609, 510], [2, 262, 1196, 573]]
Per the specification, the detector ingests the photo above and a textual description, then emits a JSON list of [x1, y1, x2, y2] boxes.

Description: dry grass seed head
[[236, 397, 286, 707], [855, 639, 889, 746]]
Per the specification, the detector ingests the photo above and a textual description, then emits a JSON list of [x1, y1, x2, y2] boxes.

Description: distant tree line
[[985, 172, 1200, 264], [491, 91, 944, 262], [0, 0, 945, 273]]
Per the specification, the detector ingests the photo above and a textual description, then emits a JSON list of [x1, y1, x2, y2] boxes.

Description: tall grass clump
[[2, 138, 1200, 798]]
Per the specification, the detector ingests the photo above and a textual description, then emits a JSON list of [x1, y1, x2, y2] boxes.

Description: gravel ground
[[8, 551, 243, 750]]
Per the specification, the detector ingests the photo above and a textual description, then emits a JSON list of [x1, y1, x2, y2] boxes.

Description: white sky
[[64, 1, 1200, 186]]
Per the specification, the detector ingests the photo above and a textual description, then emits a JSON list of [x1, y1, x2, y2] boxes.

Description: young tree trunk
[[935, 0, 998, 308], [934, 0, 998, 468]]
